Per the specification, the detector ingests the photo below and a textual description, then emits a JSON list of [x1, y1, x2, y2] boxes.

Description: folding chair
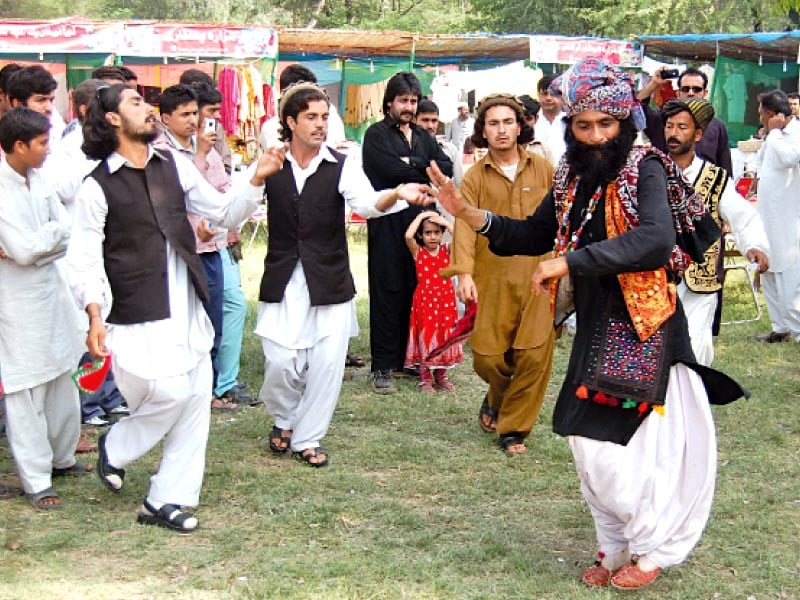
[[721, 232, 762, 325]]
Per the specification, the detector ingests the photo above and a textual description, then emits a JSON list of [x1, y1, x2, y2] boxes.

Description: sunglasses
[[680, 86, 705, 94]]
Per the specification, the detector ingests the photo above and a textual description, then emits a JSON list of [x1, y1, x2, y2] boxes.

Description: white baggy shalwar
[[569, 365, 716, 569], [755, 118, 800, 339], [0, 159, 84, 494], [677, 155, 770, 365], [255, 146, 408, 452], [67, 147, 262, 506]]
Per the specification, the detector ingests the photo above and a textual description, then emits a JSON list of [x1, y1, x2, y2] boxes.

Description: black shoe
[[372, 369, 396, 394], [222, 384, 258, 406], [755, 331, 791, 343]]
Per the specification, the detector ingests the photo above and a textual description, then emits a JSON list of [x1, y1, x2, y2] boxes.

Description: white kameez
[[677, 154, 770, 365], [755, 119, 800, 338], [66, 146, 263, 505], [569, 364, 716, 569], [255, 146, 407, 451], [0, 159, 84, 495]]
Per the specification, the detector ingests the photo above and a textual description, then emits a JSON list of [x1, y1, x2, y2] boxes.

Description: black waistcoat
[[259, 149, 355, 306], [90, 150, 209, 325]]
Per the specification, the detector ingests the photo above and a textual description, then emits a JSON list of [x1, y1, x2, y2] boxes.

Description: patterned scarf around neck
[[553, 145, 711, 273]]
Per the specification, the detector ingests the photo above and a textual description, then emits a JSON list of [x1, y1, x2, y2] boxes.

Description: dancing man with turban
[[429, 58, 747, 589]]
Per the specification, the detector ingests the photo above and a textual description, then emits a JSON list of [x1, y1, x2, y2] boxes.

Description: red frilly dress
[[404, 244, 464, 369]]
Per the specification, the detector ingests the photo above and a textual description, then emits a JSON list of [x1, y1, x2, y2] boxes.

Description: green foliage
[[0, 0, 797, 42]]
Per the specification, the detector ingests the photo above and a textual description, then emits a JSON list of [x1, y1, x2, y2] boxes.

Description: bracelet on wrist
[[474, 210, 493, 235]]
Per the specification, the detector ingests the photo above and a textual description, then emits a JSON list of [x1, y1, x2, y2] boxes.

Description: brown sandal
[[269, 426, 292, 454], [293, 447, 329, 468], [478, 395, 498, 433]]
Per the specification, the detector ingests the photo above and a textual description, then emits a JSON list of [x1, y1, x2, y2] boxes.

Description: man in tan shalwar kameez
[[442, 93, 555, 456]]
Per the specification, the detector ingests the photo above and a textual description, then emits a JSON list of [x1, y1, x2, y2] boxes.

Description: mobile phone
[[204, 118, 216, 134], [661, 68, 679, 79]]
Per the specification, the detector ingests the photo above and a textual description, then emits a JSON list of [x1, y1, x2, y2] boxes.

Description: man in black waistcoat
[[255, 82, 432, 466], [65, 84, 283, 532], [361, 72, 454, 394]]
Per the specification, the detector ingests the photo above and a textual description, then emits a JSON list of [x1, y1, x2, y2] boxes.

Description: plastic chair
[[721, 233, 762, 325], [347, 211, 367, 240], [247, 206, 268, 249]]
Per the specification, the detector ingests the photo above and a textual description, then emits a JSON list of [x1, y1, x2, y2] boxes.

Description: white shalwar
[[570, 365, 716, 569], [677, 154, 770, 365], [67, 147, 262, 506], [255, 145, 408, 452], [0, 159, 84, 494], [755, 119, 800, 340]]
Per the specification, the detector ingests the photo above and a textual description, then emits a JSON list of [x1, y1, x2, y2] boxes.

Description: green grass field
[[1, 233, 798, 600]]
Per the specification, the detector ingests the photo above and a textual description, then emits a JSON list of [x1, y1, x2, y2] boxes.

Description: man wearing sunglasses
[[637, 67, 732, 175]]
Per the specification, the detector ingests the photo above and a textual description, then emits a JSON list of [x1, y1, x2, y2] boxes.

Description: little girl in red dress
[[404, 210, 464, 393]]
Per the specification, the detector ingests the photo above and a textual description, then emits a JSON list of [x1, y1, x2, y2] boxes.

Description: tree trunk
[[306, 0, 326, 28]]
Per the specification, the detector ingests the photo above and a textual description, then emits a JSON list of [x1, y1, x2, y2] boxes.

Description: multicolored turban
[[550, 57, 646, 130]]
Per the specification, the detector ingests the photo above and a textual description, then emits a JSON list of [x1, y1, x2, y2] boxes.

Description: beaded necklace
[[553, 179, 604, 257]]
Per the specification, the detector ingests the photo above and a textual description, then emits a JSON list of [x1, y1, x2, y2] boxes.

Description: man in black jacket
[[361, 72, 453, 393], [256, 82, 432, 464]]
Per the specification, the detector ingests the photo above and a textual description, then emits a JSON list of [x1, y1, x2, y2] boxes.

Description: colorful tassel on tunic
[[576, 385, 663, 416]]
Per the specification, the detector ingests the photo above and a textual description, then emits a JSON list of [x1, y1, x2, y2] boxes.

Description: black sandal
[[498, 433, 527, 457], [478, 395, 498, 433], [137, 498, 199, 533], [52, 461, 94, 477], [269, 426, 292, 454], [96, 432, 125, 493], [293, 447, 329, 468]]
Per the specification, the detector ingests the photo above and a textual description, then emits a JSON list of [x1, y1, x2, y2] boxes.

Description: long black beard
[[565, 130, 634, 190]]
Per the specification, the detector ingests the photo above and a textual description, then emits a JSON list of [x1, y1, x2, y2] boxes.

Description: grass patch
[[1, 235, 798, 599]]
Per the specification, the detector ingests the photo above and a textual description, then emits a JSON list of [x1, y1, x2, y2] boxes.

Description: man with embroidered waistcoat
[[255, 82, 432, 466], [661, 99, 769, 365], [441, 93, 555, 457], [66, 84, 277, 532], [430, 58, 746, 590]]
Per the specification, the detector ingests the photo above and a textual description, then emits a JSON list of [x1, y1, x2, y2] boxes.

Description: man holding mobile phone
[[636, 66, 732, 175], [753, 89, 800, 344]]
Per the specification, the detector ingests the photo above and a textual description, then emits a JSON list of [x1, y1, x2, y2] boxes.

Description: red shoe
[[610, 561, 662, 590], [580, 562, 613, 587], [433, 370, 455, 392]]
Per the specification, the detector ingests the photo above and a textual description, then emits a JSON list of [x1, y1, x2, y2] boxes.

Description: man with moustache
[[430, 58, 745, 589], [441, 92, 554, 456], [66, 84, 280, 532], [255, 83, 432, 465], [661, 99, 769, 364], [361, 72, 453, 394]]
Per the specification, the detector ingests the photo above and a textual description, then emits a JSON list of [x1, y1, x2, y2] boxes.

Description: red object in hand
[[735, 176, 753, 198], [71, 354, 112, 394]]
